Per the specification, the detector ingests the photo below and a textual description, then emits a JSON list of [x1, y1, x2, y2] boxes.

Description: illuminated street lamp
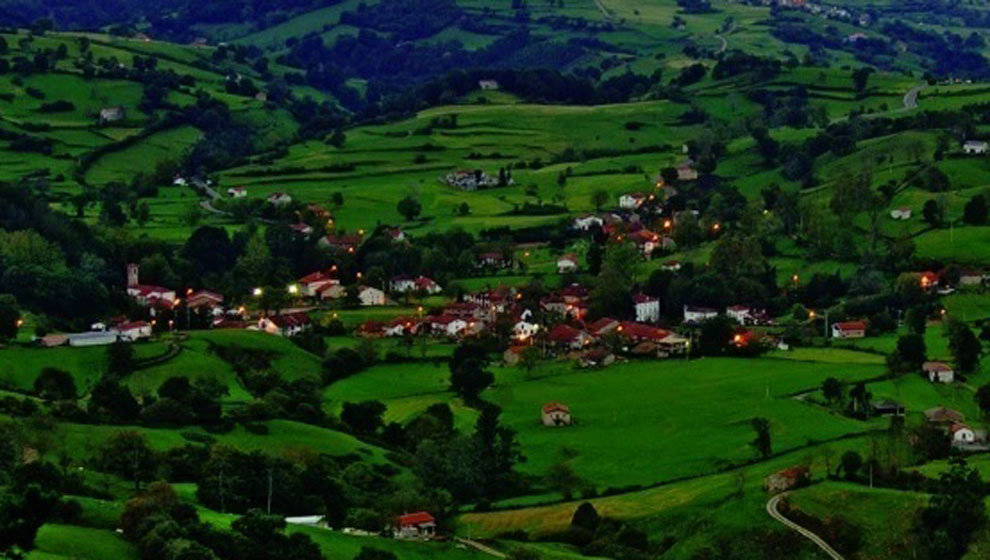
[[253, 287, 264, 297], [288, 284, 299, 295]]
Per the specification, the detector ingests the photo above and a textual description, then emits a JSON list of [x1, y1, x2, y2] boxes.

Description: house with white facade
[[633, 294, 660, 323], [358, 286, 386, 306]]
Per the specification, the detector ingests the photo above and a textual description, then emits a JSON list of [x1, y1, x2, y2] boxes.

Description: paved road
[[715, 34, 728, 53], [903, 84, 927, 110], [766, 494, 845, 560], [593, 0, 615, 21]]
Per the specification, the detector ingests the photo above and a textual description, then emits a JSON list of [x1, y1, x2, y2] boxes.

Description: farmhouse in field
[[99, 106, 126, 124], [890, 206, 911, 220], [393, 512, 436, 540], [963, 140, 989, 154], [297, 269, 340, 297], [541, 403, 572, 427], [871, 399, 905, 416], [831, 321, 866, 339], [573, 214, 604, 231], [478, 79, 500, 90], [258, 312, 311, 337], [951, 423, 976, 444], [267, 192, 293, 205], [227, 186, 247, 198], [443, 169, 506, 190], [619, 192, 646, 209], [923, 361, 954, 383], [390, 275, 441, 294], [125, 264, 176, 307], [959, 270, 985, 286], [765, 466, 809, 494], [557, 254, 578, 274]]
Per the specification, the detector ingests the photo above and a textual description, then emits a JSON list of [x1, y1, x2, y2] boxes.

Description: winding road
[[766, 494, 845, 560]]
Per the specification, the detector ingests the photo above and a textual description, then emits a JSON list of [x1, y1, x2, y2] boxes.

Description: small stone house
[[541, 402, 572, 427], [764, 466, 809, 494]]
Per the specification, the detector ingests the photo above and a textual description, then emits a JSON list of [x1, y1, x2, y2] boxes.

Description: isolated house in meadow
[[950, 423, 976, 444], [99, 106, 126, 124], [478, 79, 500, 90], [890, 206, 911, 220], [541, 402, 572, 427], [227, 186, 247, 198], [831, 321, 866, 339], [557, 254, 578, 274], [619, 193, 646, 209], [267, 192, 293, 205], [870, 399, 905, 416], [959, 270, 985, 287], [923, 361, 955, 383], [963, 140, 989, 155], [764, 466, 809, 494], [573, 214, 603, 231], [393, 512, 436, 540]]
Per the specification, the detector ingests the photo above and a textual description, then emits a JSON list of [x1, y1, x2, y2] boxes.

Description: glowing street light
[[253, 287, 264, 297], [288, 284, 299, 295]]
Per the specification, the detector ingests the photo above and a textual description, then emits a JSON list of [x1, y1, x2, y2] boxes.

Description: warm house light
[[358, 229, 365, 235], [347, 247, 355, 253], [288, 284, 299, 295], [920, 276, 930, 287], [808, 310, 816, 319], [253, 287, 264, 297], [186, 288, 193, 295], [733, 334, 743, 344], [15, 319, 23, 327], [712, 223, 721, 231], [663, 220, 672, 229]]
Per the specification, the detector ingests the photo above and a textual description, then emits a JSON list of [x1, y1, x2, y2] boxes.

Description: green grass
[[30, 524, 138, 560], [85, 125, 203, 185]]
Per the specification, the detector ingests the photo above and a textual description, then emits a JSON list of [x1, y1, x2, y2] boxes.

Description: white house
[[831, 321, 866, 339], [683, 305, 718, 324], [125, 264, 176, 307], [634, 294, 660, 323], [726, 305, 751, 324], [963, 140, 989, 155], [557, 254, 578, 274], [267, 192, 293, 205], [257, 312, 311, 337], [358, 286, 387, 307], [298, 269, 340, 297], [113, 321, 153, 341], [923, 361, 955, 383], [573, 214, 604, 231], [390, 275, 441, 294], [67, 331, 120, 347], [512, 319, 540, 341], [393, 512, 436, 540], [227, 186, 247, 198], [619, 193, 646, 209], [478, 79, 500, 90], [430, 315, 468, 337], [951, 423, 976, 444], [541, 403, 572, 427], [890, 206, 911, 220]]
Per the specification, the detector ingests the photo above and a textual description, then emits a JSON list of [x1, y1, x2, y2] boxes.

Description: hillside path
[[453, 537, 507, 558], [903, 84, 927, 110], [766, 494, 844, 560]]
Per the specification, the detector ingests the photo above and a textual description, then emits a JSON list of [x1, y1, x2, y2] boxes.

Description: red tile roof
[[397, 512, 435, 526], [542, 402, 570, 414], [834, 321, 866, 331]]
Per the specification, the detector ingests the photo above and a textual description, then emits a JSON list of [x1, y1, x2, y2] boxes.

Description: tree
[[89, 376, 140, 422], [397, 196, 422, 221], [33, 367, 76, 400], [107, 340, 134, 375], [890, 333, 926, 372], [962, 194, 987, 225], [750, 417, 771, 458], [839, 450, 862, 480], [922, 198, 944, 227], [851, 67, 874, 93], [449, 342, 494, 400], [976, 384, 990, 418], [340, 400, 386, 434], [571, 502, 600, 533], [0, 293, 19, 340], [905, 306, 927, 335], [698, 315, 736, 356], [919, 457, 986, 560], [544, 462, 583, 500], [99, 430, 157, 490], [589, 243, 638, 319], [473, 405, 523, 499], [660, 166, 679, 185], [946, 319, 981, 374], [821, 377, 842, 404], [518, 346, 541, 377], [590, 188, 609, 210]]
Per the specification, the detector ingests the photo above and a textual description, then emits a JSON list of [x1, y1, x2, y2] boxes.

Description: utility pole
[[267, 463, 273, 514]]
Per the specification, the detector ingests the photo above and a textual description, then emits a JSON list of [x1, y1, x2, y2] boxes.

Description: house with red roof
[[393, 512, 436, 540], [257, 312, 311, 337], [186, 290, 224, 310], [619, 192, 646, 209], [390, 275, 441, 295], [113, 321, 152, 341], [476, 251, 511, 269], [831, 321, 866, 339], [557, 253, 578, 274], [541, 403, 572, 427], [923, 361, 954, 384], [319, 234, 362, 253], [125, 264, 176, 308], [297, 269, 340, 297], [356, 321, 385, 338], [919, 271, 939, 291], [227, 186, 247, 198], [289, 223, 313, 237], [548, 324, 593, 350], [428, 315, 468, 337], [267, 192, 293, 205], [588, 317, 619, 337], [765, 466, 809, 494]]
